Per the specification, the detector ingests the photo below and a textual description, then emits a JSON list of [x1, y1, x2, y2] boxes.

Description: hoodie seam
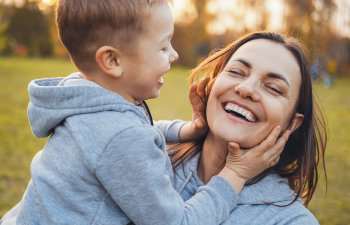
[[90, 192, 110, 225]]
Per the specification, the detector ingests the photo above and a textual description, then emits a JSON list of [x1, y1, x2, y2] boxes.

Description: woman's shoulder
[[272, 200, 319, 225], [224, 196, 319, 225], [228, 173, 319, 225], [238, 173, 294, 205]]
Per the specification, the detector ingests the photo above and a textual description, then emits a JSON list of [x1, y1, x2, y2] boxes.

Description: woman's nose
[[234, 78, 260, 101]]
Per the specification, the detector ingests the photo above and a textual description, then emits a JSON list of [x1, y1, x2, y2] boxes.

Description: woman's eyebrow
[[234, 58, 290, 86], [234, 58, 251, 68], [267, 73, 290, 87]]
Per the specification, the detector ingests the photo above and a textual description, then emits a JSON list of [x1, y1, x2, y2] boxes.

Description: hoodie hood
[[28, 72, 149, 138], [175, 153, 297, 205]]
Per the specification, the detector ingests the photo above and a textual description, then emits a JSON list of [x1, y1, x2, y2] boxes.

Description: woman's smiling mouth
[[223, 102, 257, 122]]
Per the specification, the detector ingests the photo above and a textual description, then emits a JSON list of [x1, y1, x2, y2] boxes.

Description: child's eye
[[161, 47, 169, 52]]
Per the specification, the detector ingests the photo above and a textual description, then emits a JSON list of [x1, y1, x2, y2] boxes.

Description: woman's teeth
[[224, 103, 256, 122]]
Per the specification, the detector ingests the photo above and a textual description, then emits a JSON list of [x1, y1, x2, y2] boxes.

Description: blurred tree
[[283, 0, 336, 62], [0, 4, 8, 53], [5, 0, 53, 56], [0, 3, 13, 55], [44, 2, 68, 58], [240, 0, 271, 31], [172, 0, 273, 66], [172, 0, 213, 65]]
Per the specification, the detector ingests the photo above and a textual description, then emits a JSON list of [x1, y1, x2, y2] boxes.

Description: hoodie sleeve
[[95, 125, 237, 225], [154, 120, 187, 143]]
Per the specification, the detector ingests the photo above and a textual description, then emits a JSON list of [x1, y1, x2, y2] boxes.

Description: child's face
[[120, 2, 178, 103]]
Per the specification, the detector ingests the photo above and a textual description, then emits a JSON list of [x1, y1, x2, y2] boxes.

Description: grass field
[[0, 57, 349, 224]]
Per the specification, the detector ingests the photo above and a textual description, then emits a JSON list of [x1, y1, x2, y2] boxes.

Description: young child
[[0, 1, 287, 224]]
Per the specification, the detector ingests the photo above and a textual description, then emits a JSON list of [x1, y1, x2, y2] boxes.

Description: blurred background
[[0, 0, 349, 72], [0, 0, 349, 224]]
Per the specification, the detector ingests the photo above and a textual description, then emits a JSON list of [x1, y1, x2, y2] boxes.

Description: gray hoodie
[[1, 73, 237, 225], [172, 153, 320, 225]]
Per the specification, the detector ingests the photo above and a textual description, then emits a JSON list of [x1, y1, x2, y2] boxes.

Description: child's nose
[[169, 47, 178, 63]]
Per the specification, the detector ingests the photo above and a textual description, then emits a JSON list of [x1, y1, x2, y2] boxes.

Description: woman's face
[[206, 39, 303, 148]]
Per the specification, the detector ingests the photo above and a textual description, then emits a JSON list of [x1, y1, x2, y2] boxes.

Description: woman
[[169, 31, 327, 224]]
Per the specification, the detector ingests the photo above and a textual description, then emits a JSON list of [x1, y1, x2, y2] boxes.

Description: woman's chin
[[226, 138, 261, 150], [210, 128, 263, 149]]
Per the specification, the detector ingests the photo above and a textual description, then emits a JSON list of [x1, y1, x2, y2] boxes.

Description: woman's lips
[[222, 102, 258, 123]]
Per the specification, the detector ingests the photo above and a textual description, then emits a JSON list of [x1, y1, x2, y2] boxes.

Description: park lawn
[[0, 57, 349, 224]]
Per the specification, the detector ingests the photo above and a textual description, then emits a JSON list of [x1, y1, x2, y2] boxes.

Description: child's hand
[[179, 77, 210, 142], [225, 126, 290, 180], [218, 126, 290, 194]]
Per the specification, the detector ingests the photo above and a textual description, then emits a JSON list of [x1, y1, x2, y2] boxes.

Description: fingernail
[[276, 126, 281, 132]]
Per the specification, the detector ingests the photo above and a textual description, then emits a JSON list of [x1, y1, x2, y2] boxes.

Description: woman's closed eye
[[229, 68, 246, 77], [265, 83, 286, 96]]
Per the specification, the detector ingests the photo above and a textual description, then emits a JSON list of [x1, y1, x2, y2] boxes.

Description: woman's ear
[[289, 113, 304, 133], [95, 46, 123, 78]]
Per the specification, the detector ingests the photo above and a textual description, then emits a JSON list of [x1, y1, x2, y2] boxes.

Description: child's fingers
[[189, 83, 198, 103], [189, 83, 206, 112], [276, 129, 291, 147], [271, 130, 290, 155], [227, 142, 245, 159], [205, 78, 216, 97], [228, 142, 240, 152], [269, 155, 280, 167], [265, 130, 291, 163], [194, 118, 205, 129], [256, 126, 281, 153], [197, 77, 210, 100]]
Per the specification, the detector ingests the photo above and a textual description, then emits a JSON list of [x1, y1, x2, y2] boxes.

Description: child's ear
[[95, 46, 123, 78], [288, 113, 304, 133]]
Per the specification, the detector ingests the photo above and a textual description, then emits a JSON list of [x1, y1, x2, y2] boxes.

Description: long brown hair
[[168, 31, 327, 206]]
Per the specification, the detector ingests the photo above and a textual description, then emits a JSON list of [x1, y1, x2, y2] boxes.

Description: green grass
[[0, 57, 78, 212], [308, 79, 350, 224], [0, 57, 349, 224]]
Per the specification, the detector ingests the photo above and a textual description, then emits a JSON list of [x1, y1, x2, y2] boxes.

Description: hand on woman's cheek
[[224, 126, 291, 180]]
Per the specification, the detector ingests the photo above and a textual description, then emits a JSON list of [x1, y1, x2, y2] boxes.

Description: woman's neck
[[197, 131, 228, 184]]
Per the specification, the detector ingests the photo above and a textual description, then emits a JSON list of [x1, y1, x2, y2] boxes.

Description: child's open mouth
[[159, 77, 164, 85]]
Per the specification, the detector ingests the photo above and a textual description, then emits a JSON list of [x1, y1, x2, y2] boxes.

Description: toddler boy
[[0, 1, 284, 224]]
